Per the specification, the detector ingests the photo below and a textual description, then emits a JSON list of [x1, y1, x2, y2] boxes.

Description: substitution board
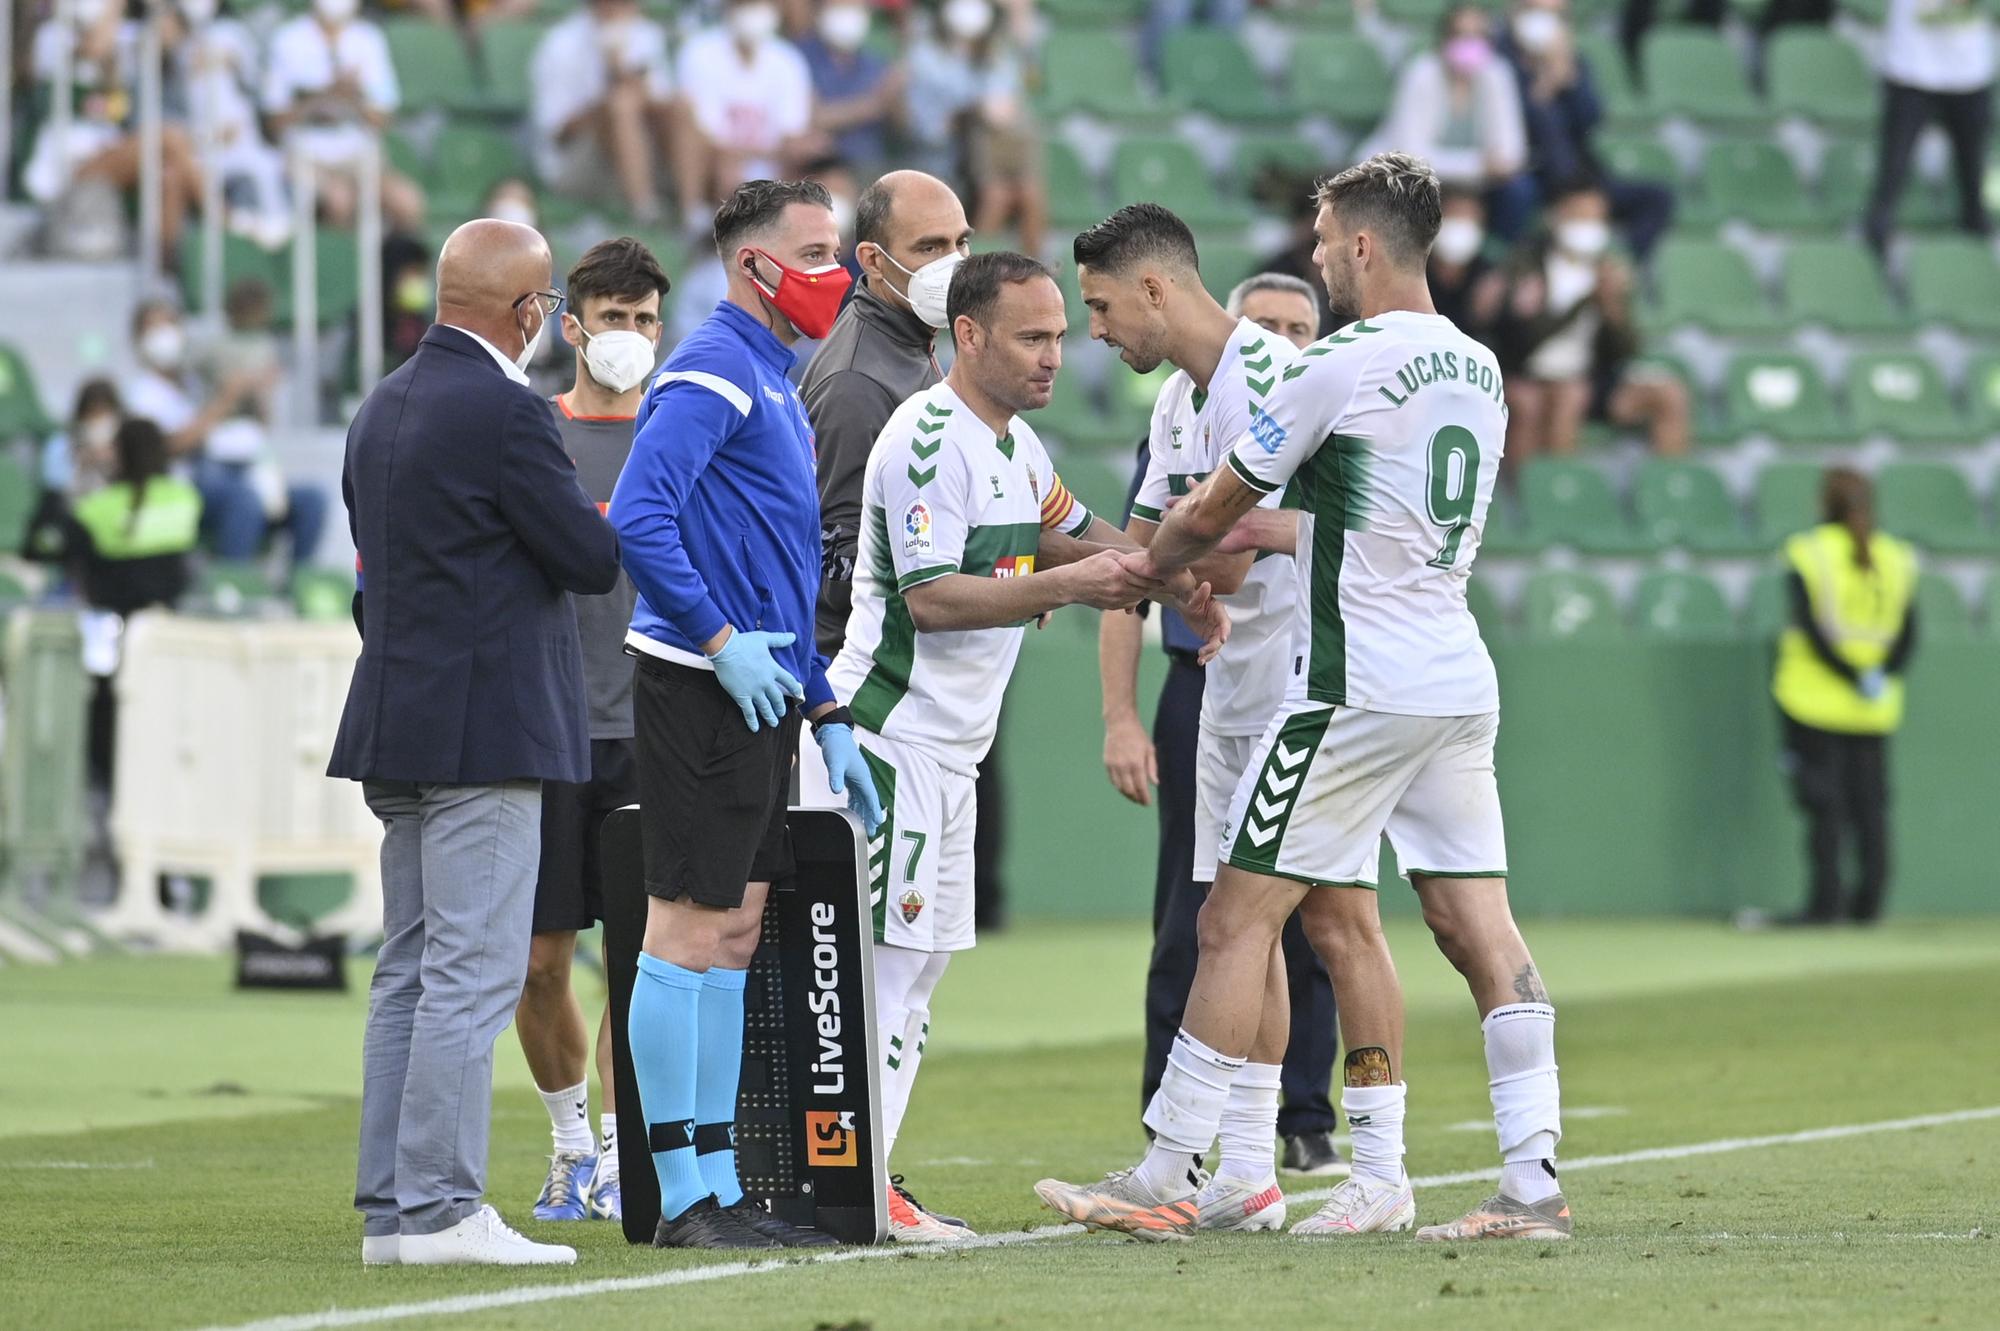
[[600, 806, 888, 1245]]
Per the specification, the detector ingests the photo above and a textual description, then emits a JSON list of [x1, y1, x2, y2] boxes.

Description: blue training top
[[611, 300, 834, 710]]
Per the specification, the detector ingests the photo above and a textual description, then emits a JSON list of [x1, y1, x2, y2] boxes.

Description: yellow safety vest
[[1771, 523, 1917, 735]]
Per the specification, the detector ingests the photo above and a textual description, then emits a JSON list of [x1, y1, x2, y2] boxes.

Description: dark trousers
[[974, 727, 1006, 931], [1141, 657, 1339, 1137], [1781, 715, 1891, 923], [1866, 79, 1993, 251]]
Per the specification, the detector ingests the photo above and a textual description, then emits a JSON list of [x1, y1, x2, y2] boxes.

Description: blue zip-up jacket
[[610, 300, 834, 710]]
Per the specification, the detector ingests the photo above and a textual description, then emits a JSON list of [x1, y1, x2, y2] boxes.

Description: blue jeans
[[193, 457, 329, 564]]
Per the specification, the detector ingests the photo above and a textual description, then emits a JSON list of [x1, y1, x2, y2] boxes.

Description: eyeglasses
[[514, 288, 565, 319]]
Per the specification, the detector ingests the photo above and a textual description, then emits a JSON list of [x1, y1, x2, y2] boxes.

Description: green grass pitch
[[4, 918, 1997, 1330]]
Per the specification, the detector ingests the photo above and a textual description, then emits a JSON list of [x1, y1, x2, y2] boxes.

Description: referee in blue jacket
[[609, 178, 883, 1251]]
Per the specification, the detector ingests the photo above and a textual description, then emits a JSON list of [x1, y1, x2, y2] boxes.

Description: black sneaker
[[653, 1195, 782, 1250], [891, 1174, 966, 1228], [722, 1198, 840, 1248], [1280, 1131, 1351, 1178]]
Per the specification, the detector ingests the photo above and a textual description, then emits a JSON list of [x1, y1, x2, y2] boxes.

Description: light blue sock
[[695, 965, 748, 1208], [630, 953, 708, 1221]]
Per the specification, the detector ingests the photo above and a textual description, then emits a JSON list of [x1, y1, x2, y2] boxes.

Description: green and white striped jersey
[[1131, 317, 1299, 738], [1225, 310, 1503, 717], [829, 380, 1094, 775]]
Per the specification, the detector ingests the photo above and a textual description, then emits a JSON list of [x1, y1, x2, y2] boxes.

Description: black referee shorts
[[531, 737, 640, 935], [632, 654, 798, 909]]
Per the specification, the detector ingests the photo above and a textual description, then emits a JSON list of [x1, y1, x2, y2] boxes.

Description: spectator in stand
[[1491, 182, 1689, 462], [1500, 0, 1674, 260], [484, 177, 541, 229], [379, 233, 436, 370], [1428, 187, 1505, 346], [1367, 6, 1534, 240], [674, 0, 816, 219], [906, 0, 1046, 255], [262, 0, 425, 232], [1140, 0, 1247, 79], [41, 379, 125, 500], [797, 1, 905, 174], [168, 0, 291, 246], [530, 0, 680, 225], [123, 298, 328, 565], [25, 0, 205, 262], [1865, 0, 1994, 255], [1253, 185, 1337, 336]]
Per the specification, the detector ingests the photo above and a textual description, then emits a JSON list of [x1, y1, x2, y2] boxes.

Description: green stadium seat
[[292, 568, 355, 622], [1876, 462, 1995, 553], [1781, 239, 1910, 336], [1754, 462, 1828, 545], [476, 18, 549, 107], [1640, 28, 1762, 124], [1651, 238, 1781, 335], [1818, 138, 1949, 225], [1981, 574, 2000, 636], [1963, 354, 2000, 435], [1904, 237, 2000, 335], [194, 561, 275, 615], [1039, 0, 1146, 24], [1723, 351, 1853, 444], [1633, 459, 1755, 553], [1632, 569, 1734, 638], [176, 231, 289, 324], [1051, 451, 1133, 525], [1039, 32, 1151, 118], [1837, 0, 1886, 19], [1767, 29, 1877, 133], [0, 342, 54, 441], [432, 123, 523, 207], [1288, 33, 1391, 127], [1846, 353, 1966, 445], [1595, 135, 1679, 189], [1045, 142, 1105, 228], [1522, 569, 1621, 641], [1628, 352, 1727, 445], [1465, 576, 1505, 636], [1378, 0, 1451, 21], [1111, 138, 1250, 229], [1695, 140, 1816, 230], [311, 228, 363, 326], [1916, 572, 1975, 640], [0, 566, 29, 611], [1519, 460, 1652, 553], [1745, 567, 1790, 636], [1161, 29, 1291, 122], [382, 18, 480, 112], [1197, 238, 1260, 293], [1574, 32, 1647, 126], [0, 455, 35, 553], [1231, 133, 1326, 194], [1477, 493, 1540, 556]]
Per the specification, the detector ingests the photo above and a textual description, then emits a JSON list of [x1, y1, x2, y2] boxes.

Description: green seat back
[[1640, 28, 1761, 122], [1288, 33, 1391, 125], [383, 18, 479, 111], [1522, 569, 1621, 641], [1754, 462, 1828, 545], [1652, 237, 1778, 334], [1699, 140, 1813, 229], [0, 343, 54, 441], [292, 568, 356, 622], [1596, 135, 1679, 188], [1905, 238, 2000, 334], [1876, 462, 1990, 552], [1520, 460, 1631, 548], [0, 455, 35, 552], [1633, 459, 1746, 551], [433, 123, 523, 203], [1781, 239, 1908, 335], [477, 18, 549, 100], [1161, 29, 1288, 121], [1964, 354, 2000, 434], [1917, 572, 1974, 639], [1767, 29, 1877, 131], [1724, 352, 1846, 444], [1846, 354, 1964, 443], [1045, 141, 1104, 227], [1040, 33, 1143, 116], [1632, 570, 1733, 638], [1110, 138, 1246, 228]]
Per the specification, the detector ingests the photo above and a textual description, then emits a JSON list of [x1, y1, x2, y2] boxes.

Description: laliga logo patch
[[899, 889, 926, 924], [805, 1109, 858, 1166], [1250, 407, 1288, 455], [903, 500, 934, 556]]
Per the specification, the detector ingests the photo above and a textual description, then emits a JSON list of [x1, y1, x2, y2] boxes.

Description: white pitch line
[[195, 1104, 2000, 1331], [16, 1159, 157, 1171]]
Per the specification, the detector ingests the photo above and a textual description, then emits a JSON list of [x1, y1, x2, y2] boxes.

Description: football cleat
[[1414, 1191, 1573, 1242], [1195, 1173, 1287, 1233], [1289, 1174, 1418, 1236], [892, 1174, 967, 1228], [531, 1150, 597, 1221], [653, 1196, 782, 1250], [1034, 1168, 1201, 1243], [586, 1171, 621, 1221], [724, 1197, 841, 1247], [888, 1183, 977, 1242]]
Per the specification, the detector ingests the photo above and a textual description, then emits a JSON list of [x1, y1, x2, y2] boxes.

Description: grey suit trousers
[[355, 779, 541, 1236]]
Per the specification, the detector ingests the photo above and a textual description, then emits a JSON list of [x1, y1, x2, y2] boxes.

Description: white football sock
[[1484, 1002, 1562, 1202], [1137, 1029, 1244, 1196], [1215, 1061, 1282, 1183], [874, 944, 950, 1159], [596, 1112, 619, 1180], [539, 1080, 593, 1154], [1341, 1083, 1407, 1187]]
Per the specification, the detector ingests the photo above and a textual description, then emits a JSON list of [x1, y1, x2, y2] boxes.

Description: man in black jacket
[[329, 218, 621, 1269]]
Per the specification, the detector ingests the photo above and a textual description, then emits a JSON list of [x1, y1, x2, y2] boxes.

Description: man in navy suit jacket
[[329, 218, 619, 1269]]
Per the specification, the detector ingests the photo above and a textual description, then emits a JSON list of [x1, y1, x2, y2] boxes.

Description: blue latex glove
[[1858, 667, 1887, 702], [708, 629, 803, 731], [815, 723, 885, 836]]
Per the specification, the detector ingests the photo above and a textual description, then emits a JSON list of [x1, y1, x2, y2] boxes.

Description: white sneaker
[[361, 1235, 399, 1266], [399, 1205, 577, 1266], [1195, 1173, 1286, 1233], [1289, 1174, 1418, 1236]]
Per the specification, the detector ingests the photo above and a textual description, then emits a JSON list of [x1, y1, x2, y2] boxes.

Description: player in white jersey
[[828, 252, 1229, 1241], [1072, 205, 1316, 1233], [1037, 154, 1570, 1245]]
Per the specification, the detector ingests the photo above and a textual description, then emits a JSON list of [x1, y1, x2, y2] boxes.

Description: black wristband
[[811, 705, 854, 736]]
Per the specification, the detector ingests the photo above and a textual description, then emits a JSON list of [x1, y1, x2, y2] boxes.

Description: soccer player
[[1037, 153, 1571, 1243], [512, 237, 670, 1225], [828, 251, 1229, 1241], [1074, 208, 1330, 1230]]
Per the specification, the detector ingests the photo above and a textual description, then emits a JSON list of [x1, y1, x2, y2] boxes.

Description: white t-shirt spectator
[[1365, 52, 1525, 188], [674, 26, 812, 181], [1880, 0, 1994, 93], [261, 16, 399, 165], [529, 10, 675, 179], [122, 366, 199, 437], [23, 19, 138, 201]]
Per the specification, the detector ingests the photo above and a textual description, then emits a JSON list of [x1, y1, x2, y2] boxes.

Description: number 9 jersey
[[1224, 311, 1505, 718]]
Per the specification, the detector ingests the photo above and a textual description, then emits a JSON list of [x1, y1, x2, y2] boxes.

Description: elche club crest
[[899, 890, 925, 923]]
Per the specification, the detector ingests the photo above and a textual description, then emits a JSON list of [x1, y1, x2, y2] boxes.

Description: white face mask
[[515, 305, 549, 372], [488, 200, 538, 229], [880, 249, 964, 329], [1433, 216, 1484, 266], [315, 0, 359, 23], [1512, 9, 1563, 55], [574, 321, 657, 394], [942, 0, 993, 42], [141, 323, 186, 370], [1556, 219, 1610, 259], [818, 4, 871, 52], [728, 2, 780, 44], [79, 415, 119, 450], [180, 0, 218, 25]]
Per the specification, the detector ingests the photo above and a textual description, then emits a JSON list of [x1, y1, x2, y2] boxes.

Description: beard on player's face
[[1322, 258, 1361, 328]]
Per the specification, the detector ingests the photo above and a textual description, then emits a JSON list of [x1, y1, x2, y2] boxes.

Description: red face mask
[[746, 248, 852, 341]]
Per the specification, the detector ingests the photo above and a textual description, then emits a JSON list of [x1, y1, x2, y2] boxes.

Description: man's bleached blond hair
[[1312, 152, 1443, 267]]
